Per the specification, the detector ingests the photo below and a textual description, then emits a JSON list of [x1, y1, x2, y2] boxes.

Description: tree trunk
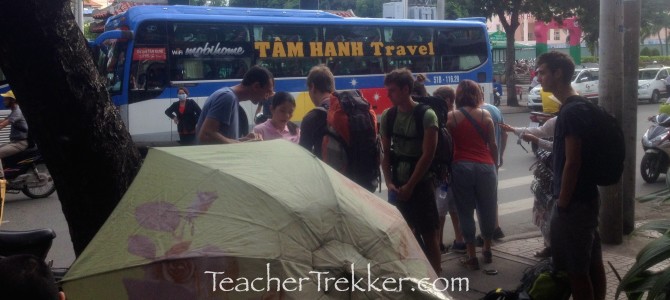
[[0, 0, 142, 256], [498, 10, 520, 106]]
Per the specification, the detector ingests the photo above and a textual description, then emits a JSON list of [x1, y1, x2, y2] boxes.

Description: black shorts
[[550, 198, 602, 274], [395, 179, 440, 234]]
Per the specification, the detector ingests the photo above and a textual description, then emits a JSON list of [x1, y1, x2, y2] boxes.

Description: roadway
[[0, 102, 665, 269]]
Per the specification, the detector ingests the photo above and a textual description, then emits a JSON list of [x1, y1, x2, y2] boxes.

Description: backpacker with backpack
[[320, 90, 380, 192], [563, 98, 625, 186], [385, 95, 454, 182]]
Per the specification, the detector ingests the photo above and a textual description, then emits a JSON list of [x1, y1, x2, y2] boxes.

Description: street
[[0, 102, 666, 269]]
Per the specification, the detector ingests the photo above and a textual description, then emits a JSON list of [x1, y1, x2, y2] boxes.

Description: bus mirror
[[93, 30, 135, 47]]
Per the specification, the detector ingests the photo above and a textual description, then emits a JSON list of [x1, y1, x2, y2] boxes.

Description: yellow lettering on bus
[[407, 45, 418, 55], [337, 42, 350, 56], [428, 42, 435, 55], [385, 45, 395, 56], [255, 42, 271, 58], [396, 45, 407, 56], [310, 42, 323, 57], [272, 42, 287, 57], [324, 42, 337, 57], [351, 42, 363, 56], [287, 42, 304, 57], [370, 42, 384, 56], [419, 45, 428, 55]]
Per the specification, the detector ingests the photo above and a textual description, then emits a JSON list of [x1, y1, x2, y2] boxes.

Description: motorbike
[[640, 114, 670, 183], [3, 147, 56, 198], [0, 228, 68, 281], [528, 111, 555, 156]]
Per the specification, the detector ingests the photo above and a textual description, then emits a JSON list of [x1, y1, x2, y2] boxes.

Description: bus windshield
[[96, 40, 129, 95]]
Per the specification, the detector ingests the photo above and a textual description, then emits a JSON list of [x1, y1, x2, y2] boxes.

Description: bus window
[[137, 21, 168, 45], [385, 27, 432, 43], [99, 40, 128, 95], [435, 28, 488, 72], [254, 25, 321, 77], [172, 23, 249, 43], [324, 26, 380, 43], [254, 25, 318, 43]]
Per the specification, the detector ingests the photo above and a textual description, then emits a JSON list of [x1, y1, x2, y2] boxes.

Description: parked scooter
[[0, 228, 67, 281], [640, 114, 670, 183], [528, 111, 555, 156], [3, 147, 56, 198]]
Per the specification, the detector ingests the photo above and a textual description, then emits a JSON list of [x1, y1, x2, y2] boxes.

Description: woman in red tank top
[[446, 80, 499, 270]]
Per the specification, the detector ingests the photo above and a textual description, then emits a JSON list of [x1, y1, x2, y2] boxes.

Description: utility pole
[[72, 0, 84, 30], [622, 0, 640, 234], [599, 0, 624, 244]]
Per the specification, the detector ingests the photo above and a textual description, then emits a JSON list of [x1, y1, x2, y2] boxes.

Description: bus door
[[127, 21, 173, 142]]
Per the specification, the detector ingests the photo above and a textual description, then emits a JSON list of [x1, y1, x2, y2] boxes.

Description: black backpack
[[564, 99, 625, 186], [320, 90, 380, 192], [385, 96, 454, 181]]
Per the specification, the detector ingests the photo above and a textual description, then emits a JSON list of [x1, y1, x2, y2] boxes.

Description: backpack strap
[[459, 108, 488, 143]]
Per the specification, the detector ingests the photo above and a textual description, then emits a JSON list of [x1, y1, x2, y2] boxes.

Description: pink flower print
[[185, 192, 218, 222], [135, 201, 181, 232], [128, 235, 157, 259]]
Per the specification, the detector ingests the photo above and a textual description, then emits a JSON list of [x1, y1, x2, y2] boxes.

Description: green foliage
[[83, 22, 98, 40], [641, 47, 653, 56], [618, 218, 670, 300], [651, 48, 661, 56], [581, 56, 598, 63]]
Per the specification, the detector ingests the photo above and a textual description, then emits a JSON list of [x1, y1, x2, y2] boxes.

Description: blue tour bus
[[91, 5, 493, 144]]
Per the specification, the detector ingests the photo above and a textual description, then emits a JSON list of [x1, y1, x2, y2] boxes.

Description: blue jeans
[[451, 161, 498, 244]]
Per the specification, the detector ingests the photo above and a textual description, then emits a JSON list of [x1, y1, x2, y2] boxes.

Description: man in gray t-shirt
[[0, 90, 29, 178], [196, 66, 275, 144]]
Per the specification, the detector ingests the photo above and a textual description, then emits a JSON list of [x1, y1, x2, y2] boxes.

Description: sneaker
[[440, 243, 449, 254], [451, 240, 466, 253], [459, 256, 480, 270], [493, 227, 505, 240]]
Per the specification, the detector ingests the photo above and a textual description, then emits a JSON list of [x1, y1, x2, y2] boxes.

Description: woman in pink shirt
[[253, 92, 300, 143]]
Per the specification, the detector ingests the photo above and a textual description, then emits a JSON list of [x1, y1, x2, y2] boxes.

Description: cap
[[0, 90, 15, 99]]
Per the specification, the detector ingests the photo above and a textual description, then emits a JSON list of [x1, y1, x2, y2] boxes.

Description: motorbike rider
[[0, 90, 29, 179]]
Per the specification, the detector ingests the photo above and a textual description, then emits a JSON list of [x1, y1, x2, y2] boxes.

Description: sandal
[[459, 256, 480, 270], [482, 250, 492, 264], [534, 247, 551, 258]]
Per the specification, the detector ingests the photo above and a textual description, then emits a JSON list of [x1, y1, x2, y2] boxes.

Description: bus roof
[[105, 5, 487, 32]]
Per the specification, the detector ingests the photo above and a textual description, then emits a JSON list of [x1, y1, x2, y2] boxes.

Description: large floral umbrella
[[61, 140, 449, 299]]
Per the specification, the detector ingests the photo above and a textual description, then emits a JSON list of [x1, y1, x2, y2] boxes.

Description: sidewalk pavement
[[439, 230, 659, 300]]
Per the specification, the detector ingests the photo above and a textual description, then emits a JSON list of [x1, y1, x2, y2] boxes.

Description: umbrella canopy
[[61, 140, 449, 299]]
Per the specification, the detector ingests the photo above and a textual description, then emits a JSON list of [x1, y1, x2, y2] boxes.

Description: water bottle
[[438, 183, 448, 199]]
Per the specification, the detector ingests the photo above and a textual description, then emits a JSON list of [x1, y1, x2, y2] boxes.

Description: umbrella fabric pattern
[[61, 140, 450, 299]]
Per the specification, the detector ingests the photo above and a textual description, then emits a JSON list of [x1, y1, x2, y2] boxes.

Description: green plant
[[619, 194, 670, 299], [641, 47, 652, 56]]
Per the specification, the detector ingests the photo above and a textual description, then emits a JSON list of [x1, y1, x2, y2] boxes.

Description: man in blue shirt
[[197, 66, 274, 144], [493, 79, 503, 106]]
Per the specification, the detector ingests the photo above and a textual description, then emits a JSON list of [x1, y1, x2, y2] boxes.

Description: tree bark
[[0, 0, 142, 255], [496, 6, 520, 107]]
